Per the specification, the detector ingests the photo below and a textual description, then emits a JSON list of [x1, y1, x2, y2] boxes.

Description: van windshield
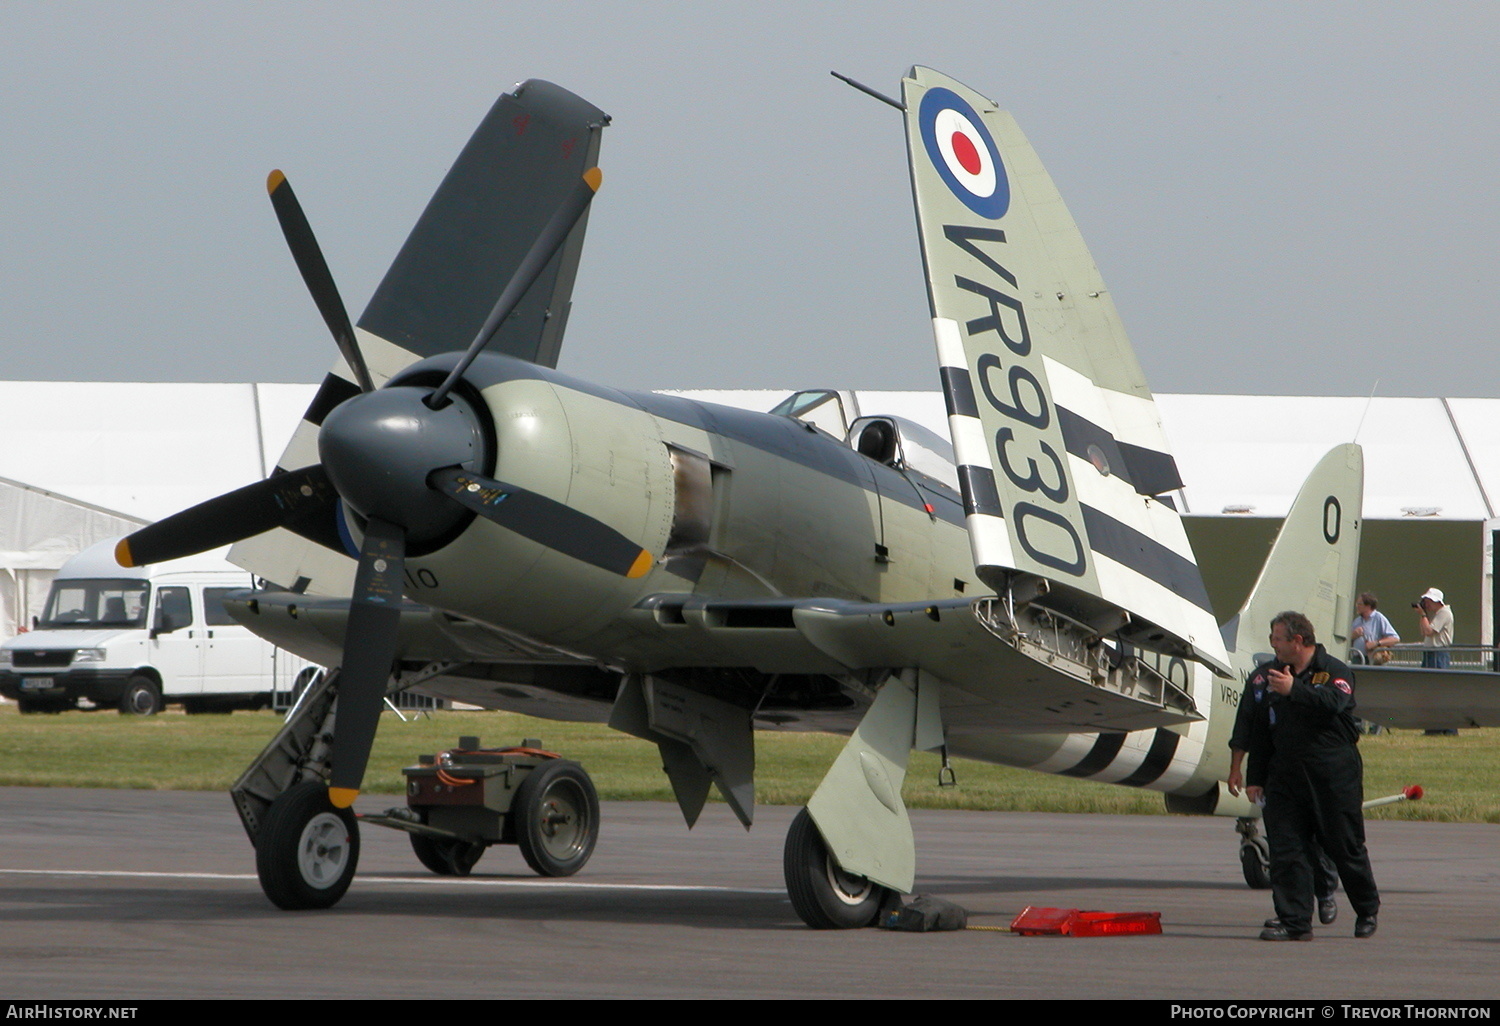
[[39, 579, 149, 630]]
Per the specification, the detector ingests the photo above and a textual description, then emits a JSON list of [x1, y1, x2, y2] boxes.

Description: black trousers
[[1264, 745, 1380, 933]]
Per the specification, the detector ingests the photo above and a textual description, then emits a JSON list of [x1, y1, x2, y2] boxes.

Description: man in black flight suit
[[1245, 611, 1380, 941], [1227, 682, 1340, 929]]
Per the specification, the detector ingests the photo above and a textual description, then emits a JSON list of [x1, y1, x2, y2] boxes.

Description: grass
[[0, 704, 1494, 822]]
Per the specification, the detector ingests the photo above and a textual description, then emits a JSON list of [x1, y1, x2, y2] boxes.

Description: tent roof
[[0, 382, 315, 523]]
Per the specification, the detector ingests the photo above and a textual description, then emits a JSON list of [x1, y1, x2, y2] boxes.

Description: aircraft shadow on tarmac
[[5, 869, 1253, 935], [3, 880, 795, 931]]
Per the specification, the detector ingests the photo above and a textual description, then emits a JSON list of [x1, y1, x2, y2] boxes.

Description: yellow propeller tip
[[114, 539, 136, 568], [583, 167, 603, 191], [627, 549, 653, 579], [328, 786, 359, 808], [267, 169, 286, 194]]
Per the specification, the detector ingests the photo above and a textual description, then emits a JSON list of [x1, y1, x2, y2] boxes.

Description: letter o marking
[[1323, 496, 1341, 544]]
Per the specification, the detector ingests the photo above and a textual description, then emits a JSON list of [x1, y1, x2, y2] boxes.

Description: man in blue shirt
[[1351, 592, 1399, 664]]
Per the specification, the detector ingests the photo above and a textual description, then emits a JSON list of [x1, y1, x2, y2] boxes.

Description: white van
[[0, 538, 312, 714]]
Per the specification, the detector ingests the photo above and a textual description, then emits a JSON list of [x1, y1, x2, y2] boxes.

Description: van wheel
[[183, 697, 230, 715], [118, 675, 162, 716], [17, 697, 67, 714]]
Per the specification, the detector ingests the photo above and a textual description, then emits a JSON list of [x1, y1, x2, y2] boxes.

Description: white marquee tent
[[1, 381, 1494, 642]]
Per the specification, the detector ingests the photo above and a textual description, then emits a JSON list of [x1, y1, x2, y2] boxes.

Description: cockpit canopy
[[849, 415, 957, 489], [768, 389, 858, 439], [771, 389, 958, 489]]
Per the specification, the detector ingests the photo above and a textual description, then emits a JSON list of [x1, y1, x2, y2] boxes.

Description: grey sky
[[2, 2, 1495, 398]]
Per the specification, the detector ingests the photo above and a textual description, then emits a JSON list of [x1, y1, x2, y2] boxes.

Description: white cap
[[1419, 587, 1444, 604]]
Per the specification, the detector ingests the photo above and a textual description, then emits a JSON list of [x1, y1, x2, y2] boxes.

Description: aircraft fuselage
[[371, 350, 1240, 809]]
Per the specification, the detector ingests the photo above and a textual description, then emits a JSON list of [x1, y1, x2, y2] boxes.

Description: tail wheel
[[512, 760, 599, 877], [784, 807, 891, 929], [1240, 838, 1272, 890], [256, 781, 360, 909]]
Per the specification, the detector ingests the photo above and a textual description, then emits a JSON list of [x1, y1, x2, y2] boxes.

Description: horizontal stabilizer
[[1355, 665, 1500, 730], [900, 66, 1226, 675]]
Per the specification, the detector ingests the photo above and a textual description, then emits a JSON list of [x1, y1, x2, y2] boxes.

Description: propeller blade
[[116, 465, 337, 568], [327, 516, 406, 807], [428, 466, 652, 578], [266, 170, 376, 394], [426, 168, 602, 409]]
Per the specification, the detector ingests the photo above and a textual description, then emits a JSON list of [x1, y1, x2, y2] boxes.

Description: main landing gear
[[783, 808, 894, 929], [782, 670, 940, 928]]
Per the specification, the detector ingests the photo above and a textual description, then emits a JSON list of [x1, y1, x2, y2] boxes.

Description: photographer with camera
[[1413, 588, 1453, 670]]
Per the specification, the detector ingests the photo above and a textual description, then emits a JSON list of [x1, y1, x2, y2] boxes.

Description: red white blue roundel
[[919, 87, 1009, 220]]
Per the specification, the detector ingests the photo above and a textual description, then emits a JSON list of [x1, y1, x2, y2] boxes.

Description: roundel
[[919, 87, 1009, 219]]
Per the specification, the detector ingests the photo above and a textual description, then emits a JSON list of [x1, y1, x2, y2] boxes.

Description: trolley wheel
[[783, 806, 891, 929], [512, 760, 599, 877], [256, 781, 360, 910], [409, 833, 485, 876]]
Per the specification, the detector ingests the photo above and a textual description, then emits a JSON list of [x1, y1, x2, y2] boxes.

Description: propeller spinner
[[116, 164, 645, 807]]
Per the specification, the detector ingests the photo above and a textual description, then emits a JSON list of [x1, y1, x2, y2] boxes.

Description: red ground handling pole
[[1363, 784, 1423, 810]]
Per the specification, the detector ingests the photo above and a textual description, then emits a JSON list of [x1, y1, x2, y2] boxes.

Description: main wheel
[[118, 675, 161, 716], [512, 760, 599, 877], [256, 781, 360, 910], [784, 807, 890, 929], [1240, 838, 1272, 890], [409, 832, 485, 876]]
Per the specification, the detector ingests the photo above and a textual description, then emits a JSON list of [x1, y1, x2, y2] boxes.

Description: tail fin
[[901, 67, 1228, 675], [1229, 444, 1364, 660]]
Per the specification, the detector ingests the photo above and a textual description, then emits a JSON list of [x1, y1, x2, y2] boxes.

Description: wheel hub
[[824, 854, 874, 906], [297, 812, 353, 889], [536, 784, 587, 858]]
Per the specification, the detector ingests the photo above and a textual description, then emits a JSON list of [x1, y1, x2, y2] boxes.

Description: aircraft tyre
[[256, 781, 360, 910], [1241, 838, 1272, 890], [784, 807, 891, 929], [512, 760, 598, 877], [118, 675, 161, 716], [409, 833, 485, 876]]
